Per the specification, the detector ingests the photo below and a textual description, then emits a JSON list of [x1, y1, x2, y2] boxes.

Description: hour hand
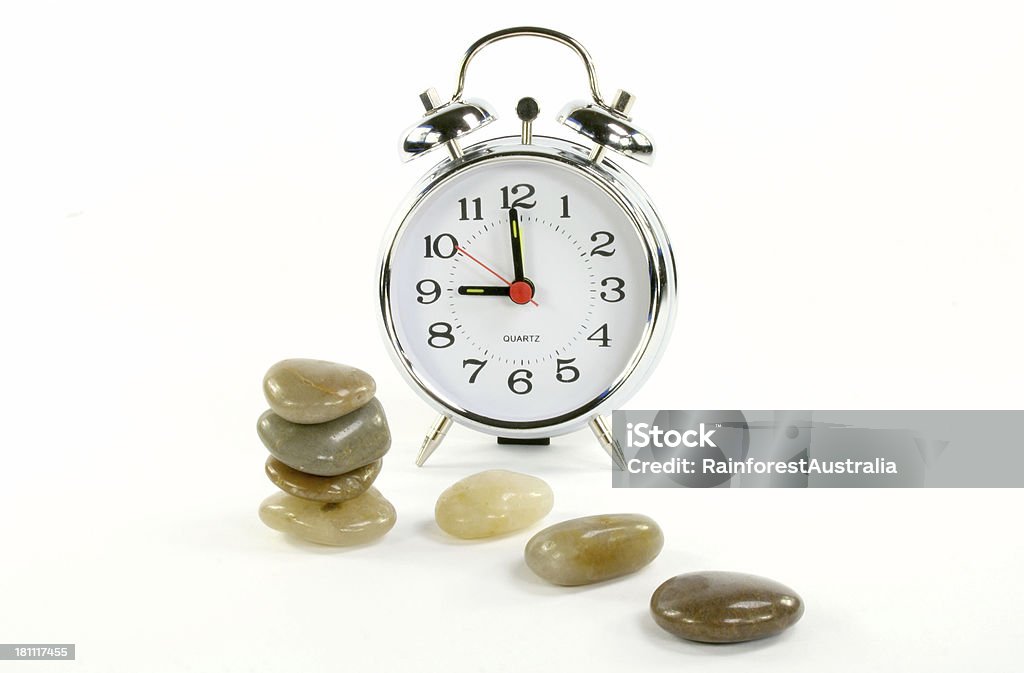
[[509, 207, 525, 281], [458, 285, 511, 296]]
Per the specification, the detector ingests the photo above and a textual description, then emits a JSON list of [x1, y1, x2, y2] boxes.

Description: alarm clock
[[378, 27, 676, 466]]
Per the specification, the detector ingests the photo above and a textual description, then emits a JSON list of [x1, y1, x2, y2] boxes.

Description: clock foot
[[589, 415, 627, 470], [416, 414, 453, 467], [497, 436, 550, 446]]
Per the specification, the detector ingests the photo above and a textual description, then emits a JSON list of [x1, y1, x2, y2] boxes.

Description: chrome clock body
[[378, 135, 676, 439], [377, 26, 676, 465]]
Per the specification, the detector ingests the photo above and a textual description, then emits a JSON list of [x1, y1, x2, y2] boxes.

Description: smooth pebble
[[263, 359, 375, 424], [258, 487, 396, 546], [265, 457, 382, 503], [435, 470, 553, 539], [256, 398, 390, 476], [650, 571, 804, 643], [524, 513, 664, 585]]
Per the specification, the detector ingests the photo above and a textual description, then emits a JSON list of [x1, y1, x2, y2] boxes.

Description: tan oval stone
[[265, 457, 382, 503], [258, 487, 396, 546], [524, 513, 663, 585], [650, 571, 804, 643], [263, 359, 375, 424], [435, 470, 553, 539]]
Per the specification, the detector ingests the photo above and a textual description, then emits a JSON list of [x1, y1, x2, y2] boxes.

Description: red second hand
[[455, 245, 539, 307]]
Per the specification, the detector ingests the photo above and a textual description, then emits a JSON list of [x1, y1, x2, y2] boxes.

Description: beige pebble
[[435, 470, 553, 539], [263, 358, 375, 424], [258, 487, 396, 546]]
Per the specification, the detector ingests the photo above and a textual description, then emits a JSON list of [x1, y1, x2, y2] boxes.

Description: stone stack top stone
[[263, 358, 376, 424]]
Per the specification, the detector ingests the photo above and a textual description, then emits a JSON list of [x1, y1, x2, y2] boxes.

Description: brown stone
[[265, 457, 382, 503], [650, 571, 804, 643]]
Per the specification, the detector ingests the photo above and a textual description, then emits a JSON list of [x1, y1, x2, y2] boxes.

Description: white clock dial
[[385, 152, 656, 429]]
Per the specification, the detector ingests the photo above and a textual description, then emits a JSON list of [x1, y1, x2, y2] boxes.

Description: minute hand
[[509, 207, 525, 281]]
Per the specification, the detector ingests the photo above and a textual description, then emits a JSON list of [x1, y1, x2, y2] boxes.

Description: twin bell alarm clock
[[377, 27, 676, 466]]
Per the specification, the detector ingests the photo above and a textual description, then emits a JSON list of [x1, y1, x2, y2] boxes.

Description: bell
[[400, 88, 497, 162], [558, 89, 655, 165]]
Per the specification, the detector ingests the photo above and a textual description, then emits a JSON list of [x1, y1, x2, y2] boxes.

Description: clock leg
[[589, 415, 627, 470], [416, 414, 453, 467]]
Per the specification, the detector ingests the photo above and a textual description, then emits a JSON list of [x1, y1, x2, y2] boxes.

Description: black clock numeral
[[424, 233, 458, 258], [416, 279, 441, 304], [560, 194, 571, 218], [587, 323, 612, 348], [500, 183, 536, 209], [462, 358, 487, 383], [590, 231, 615, 257], [507, 369, 534, 395], [555, 358, 580, 383], [458, 197, 483, 221], [427, 322, 455, 348], [599, 277, 625, 303]]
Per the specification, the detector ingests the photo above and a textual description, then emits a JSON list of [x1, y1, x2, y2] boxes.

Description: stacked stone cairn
[[257, 359, 396, 546]]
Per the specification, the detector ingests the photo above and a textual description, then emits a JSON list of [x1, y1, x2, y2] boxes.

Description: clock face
[[384, 153, 657, 430]]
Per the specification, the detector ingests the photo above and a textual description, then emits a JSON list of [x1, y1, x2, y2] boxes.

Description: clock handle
[[446, 26, 656, 167], [450, 26, 607, 107]]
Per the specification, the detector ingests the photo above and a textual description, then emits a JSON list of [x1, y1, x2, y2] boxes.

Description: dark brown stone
[[650, 571, 804, 643], [265, 457, 382, 503]]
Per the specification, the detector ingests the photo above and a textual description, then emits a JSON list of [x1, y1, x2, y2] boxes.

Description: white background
[[1, 1, 1022, 671]]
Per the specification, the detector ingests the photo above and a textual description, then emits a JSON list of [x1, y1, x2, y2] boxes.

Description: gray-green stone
[[257, 398, 390, 476], [262, 358, 376, 424]]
